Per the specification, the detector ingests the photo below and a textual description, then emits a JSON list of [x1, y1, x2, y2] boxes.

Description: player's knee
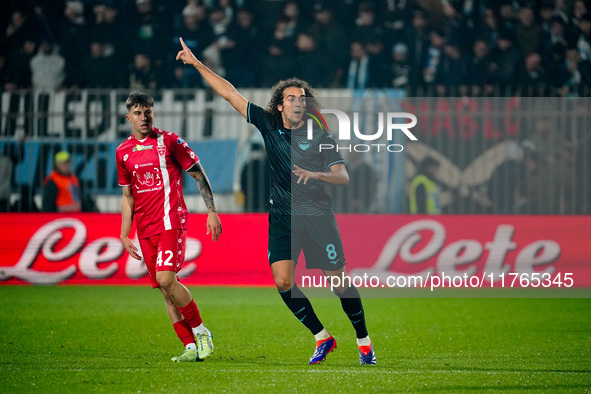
[[156, 274, 176, 291], [274, 277, 292, 292], [332, 285, 347, 297]]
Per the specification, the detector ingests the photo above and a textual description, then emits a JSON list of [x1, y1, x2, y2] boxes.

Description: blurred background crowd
[[1, 0, 591, 96], [0, 0, 590, 215]]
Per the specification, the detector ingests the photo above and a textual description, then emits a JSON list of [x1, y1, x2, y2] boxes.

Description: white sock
[[313, 329, 330, 341], [186, 343, 196, 351], [356, 336, 371, 347], [192, 323, 208, 335]]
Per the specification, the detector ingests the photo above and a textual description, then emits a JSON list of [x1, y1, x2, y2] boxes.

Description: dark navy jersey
[[247, 102, 344, 215]]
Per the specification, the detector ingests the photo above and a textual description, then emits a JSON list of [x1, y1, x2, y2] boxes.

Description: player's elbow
[[340, 172, 350, 185]]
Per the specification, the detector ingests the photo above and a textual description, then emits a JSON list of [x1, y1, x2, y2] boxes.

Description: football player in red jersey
[[117, 92, 222, 362]]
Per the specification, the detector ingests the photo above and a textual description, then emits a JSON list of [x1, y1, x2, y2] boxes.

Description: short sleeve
[[169, 134, 200, 171], [321, 132, 345, 169], [247, 102, 269, 133], [116, 150, 131, 186]]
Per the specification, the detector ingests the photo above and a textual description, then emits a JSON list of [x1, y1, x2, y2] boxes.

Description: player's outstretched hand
[[206, 212, 222, 242], [176, 37, 200, 67], [293, 165, 321, 184], [121, 236, 141, 260]]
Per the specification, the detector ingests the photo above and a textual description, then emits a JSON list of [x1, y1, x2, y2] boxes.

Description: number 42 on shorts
[[156, 250, 174, 267]]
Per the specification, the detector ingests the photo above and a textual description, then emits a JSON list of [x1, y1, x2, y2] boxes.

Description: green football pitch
[[0, 286, 589, 393]]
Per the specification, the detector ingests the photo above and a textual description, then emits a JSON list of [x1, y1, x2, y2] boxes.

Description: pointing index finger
[[179, 37, 188, 50]]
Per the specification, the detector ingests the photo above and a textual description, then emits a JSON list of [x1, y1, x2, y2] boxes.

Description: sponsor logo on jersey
[[177, 138, 185, 144], [298, 141, 311, 151], [132, 144, 154, 152]]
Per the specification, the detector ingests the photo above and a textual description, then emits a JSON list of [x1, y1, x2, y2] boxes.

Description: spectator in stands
[[258, 16, 297, 86], [57, 1, 89, 88], [90, 3, 127, 63], [478, 8, 502, 49], [2, 38, 36, 91], [466, 39, 494, 96], [539, 2, 556, 36], [129, 52, 159, 90], [217, 0, 236, 22], [564, 47, 591, 95], [131, 0, 167, 65], [351, 2, 384, 45], [518, 52, 549, 96], [423, 30, 445, 87], [388, 42, 411, 90], [404, 9, 430, 92], [204, 6, 232, 74], [409, 157, 441, 214], [576, 12, 591, 63], [571, 0, 589, 28], [294, 32, 328, 87], [515, 5, 542, 56], [81, 39, 125, 88], [42, 151, 83, 213], [382, 0, 412, 35], [344, 40, 384, 89], [540, 15, 569, 64], [221, 8, 259, 87], [280, 1, 304, 40], [2, 10, 41, 54], [308, 3, 348, 87], [498, 3, 517, 31], [30, 39, 65, 91], [435, 38, 469, 96], [169, 4, 214, 88], [545, 44, 572, 95], [489, 29, 522, 94]]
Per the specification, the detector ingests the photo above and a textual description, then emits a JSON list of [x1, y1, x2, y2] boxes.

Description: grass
[[0, 286, 589, 393]]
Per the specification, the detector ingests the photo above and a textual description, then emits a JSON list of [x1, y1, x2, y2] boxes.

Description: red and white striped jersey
[[116, 127, 199, 238]]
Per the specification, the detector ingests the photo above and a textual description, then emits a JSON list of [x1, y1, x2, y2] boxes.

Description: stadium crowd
[[1, 0, 590, 96]]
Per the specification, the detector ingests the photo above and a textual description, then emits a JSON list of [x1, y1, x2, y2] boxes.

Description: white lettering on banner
[[0, 218, 83, 284], [349, 219, 561, 284], [515, 241, 559, 275], [0, 218, 202, 284], [79, 237, 121, 279]]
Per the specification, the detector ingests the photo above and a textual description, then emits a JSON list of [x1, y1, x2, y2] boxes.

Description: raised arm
[[176, 37, 248, 119], [187, 162, 222, 242]]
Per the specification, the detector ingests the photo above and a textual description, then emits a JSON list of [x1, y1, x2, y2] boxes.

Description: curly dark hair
[[125, 92, 154, 111], [265, 78, 320, 129]]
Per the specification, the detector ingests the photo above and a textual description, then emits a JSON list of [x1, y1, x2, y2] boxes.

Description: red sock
[[172, 319, 194, 347], [177, 299, 203, 328]]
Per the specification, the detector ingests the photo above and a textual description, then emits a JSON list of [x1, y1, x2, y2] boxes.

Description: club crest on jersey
[[157, 146, 166, 157], [298, 141, 311, 151], [133, 144, 153, 152]]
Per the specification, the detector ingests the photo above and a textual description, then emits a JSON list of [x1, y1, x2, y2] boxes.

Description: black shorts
[[268, 211, 346, 270]]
